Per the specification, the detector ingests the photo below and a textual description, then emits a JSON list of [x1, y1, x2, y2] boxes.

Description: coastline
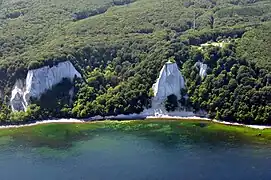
[[0, 119, 84, 129], [0, 115, 270, 130], [146, 115, 271, 130]]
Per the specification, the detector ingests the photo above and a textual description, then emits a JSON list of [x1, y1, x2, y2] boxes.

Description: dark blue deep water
[[0, 122, 270, 180]]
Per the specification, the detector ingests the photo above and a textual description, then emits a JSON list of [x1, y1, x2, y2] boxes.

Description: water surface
[[0, 121, 270, 180]]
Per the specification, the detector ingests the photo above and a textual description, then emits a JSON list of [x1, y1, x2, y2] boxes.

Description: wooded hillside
[[0, 0, 270, 124]]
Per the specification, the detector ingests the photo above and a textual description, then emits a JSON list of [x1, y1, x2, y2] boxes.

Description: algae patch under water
[[0, 120, 270, 180], [0, 120, 270, 150]]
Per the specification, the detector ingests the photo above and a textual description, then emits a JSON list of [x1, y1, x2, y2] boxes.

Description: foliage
[[182, 43, 271, 125], [165, 94, 178, 112], [236, 22, 271, 70], [0, 0, 270, 125]]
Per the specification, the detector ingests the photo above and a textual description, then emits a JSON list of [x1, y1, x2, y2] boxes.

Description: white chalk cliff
[[10, 80, 27, 111], [142, 61, 188, 116], [142, 61, 204, 117], [152, 61, 185, 108], [195, 62, 207, 79], [10, 61, 81, 111]]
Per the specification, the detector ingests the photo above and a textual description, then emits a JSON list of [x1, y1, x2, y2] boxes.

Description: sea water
[[0, 121, 270, 180]]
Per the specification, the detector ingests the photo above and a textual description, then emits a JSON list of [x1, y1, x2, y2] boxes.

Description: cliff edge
[[152, 61, 185, 108], [10, 61, 81, 111]]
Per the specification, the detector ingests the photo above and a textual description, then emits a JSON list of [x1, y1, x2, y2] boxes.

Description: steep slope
[[0, 0, 270, 124], [10, 61, 81, 111], [236, 22, 271, 70], [1, 0, 271, 68], [152, 61, 185, 108]]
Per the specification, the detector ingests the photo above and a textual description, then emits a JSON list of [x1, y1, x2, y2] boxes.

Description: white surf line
[[146, 115, 271, 130], [0, 116, 270, 130], [0, 119, 84, 129], [146, 115, 211, 121], [212, 120, 271, 130]]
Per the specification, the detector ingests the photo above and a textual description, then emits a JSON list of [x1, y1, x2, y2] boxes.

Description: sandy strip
[[146, 115, 271, 130], [0, 116, 270, 130], [212, 120, 271, 130], [0, 119, 84, 129], [146, 115, 211, 121]]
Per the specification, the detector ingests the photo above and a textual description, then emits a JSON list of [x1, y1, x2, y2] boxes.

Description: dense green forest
[[0, 0, 270, 124]]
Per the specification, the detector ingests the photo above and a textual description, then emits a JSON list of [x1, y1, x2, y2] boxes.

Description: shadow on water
[[1, 120, 270, 151]]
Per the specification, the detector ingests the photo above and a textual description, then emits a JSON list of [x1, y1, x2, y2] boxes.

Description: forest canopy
[[0, 0, 270, 125]]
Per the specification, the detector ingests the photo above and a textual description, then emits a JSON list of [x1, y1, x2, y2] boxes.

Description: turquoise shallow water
[[0, 123, 270, 180]]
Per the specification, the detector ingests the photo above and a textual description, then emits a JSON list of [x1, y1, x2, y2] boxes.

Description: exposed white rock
[[141, 61, 198, 117], [10, 61, 81, 111], [152, 61, 185, 108], [10, 80, 27, 111], [141, 61, 189, 117], [195, 62, 207, 79]]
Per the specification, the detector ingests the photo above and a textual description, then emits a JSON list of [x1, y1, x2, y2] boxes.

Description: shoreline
[[0, 115, 270, 130], [0, 119, 84, 129], [146, 116, 271, 130]]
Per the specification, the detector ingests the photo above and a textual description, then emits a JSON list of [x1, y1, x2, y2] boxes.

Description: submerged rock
[[10, 61, 81, 112]]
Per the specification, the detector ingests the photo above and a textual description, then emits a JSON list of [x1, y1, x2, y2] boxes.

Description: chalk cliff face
[[10, 61, 82, 111], [195, 62, 207, 79], [152, 62, 185, 109], [0, 90, 3, 100], [142, 61, 204, 117], [10, 80, 27, 111]]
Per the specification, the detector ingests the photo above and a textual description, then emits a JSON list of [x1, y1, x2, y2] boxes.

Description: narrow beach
[[0, 115, 270, 130]]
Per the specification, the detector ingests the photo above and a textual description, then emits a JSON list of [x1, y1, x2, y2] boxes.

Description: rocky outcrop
[[10, 80, 27, 111], [142, 61, 207, 117], [152, 61, 185, 109], [195, 62, 207, 79], [10, 61, 81, 112], [142, 61, 194, 116]]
